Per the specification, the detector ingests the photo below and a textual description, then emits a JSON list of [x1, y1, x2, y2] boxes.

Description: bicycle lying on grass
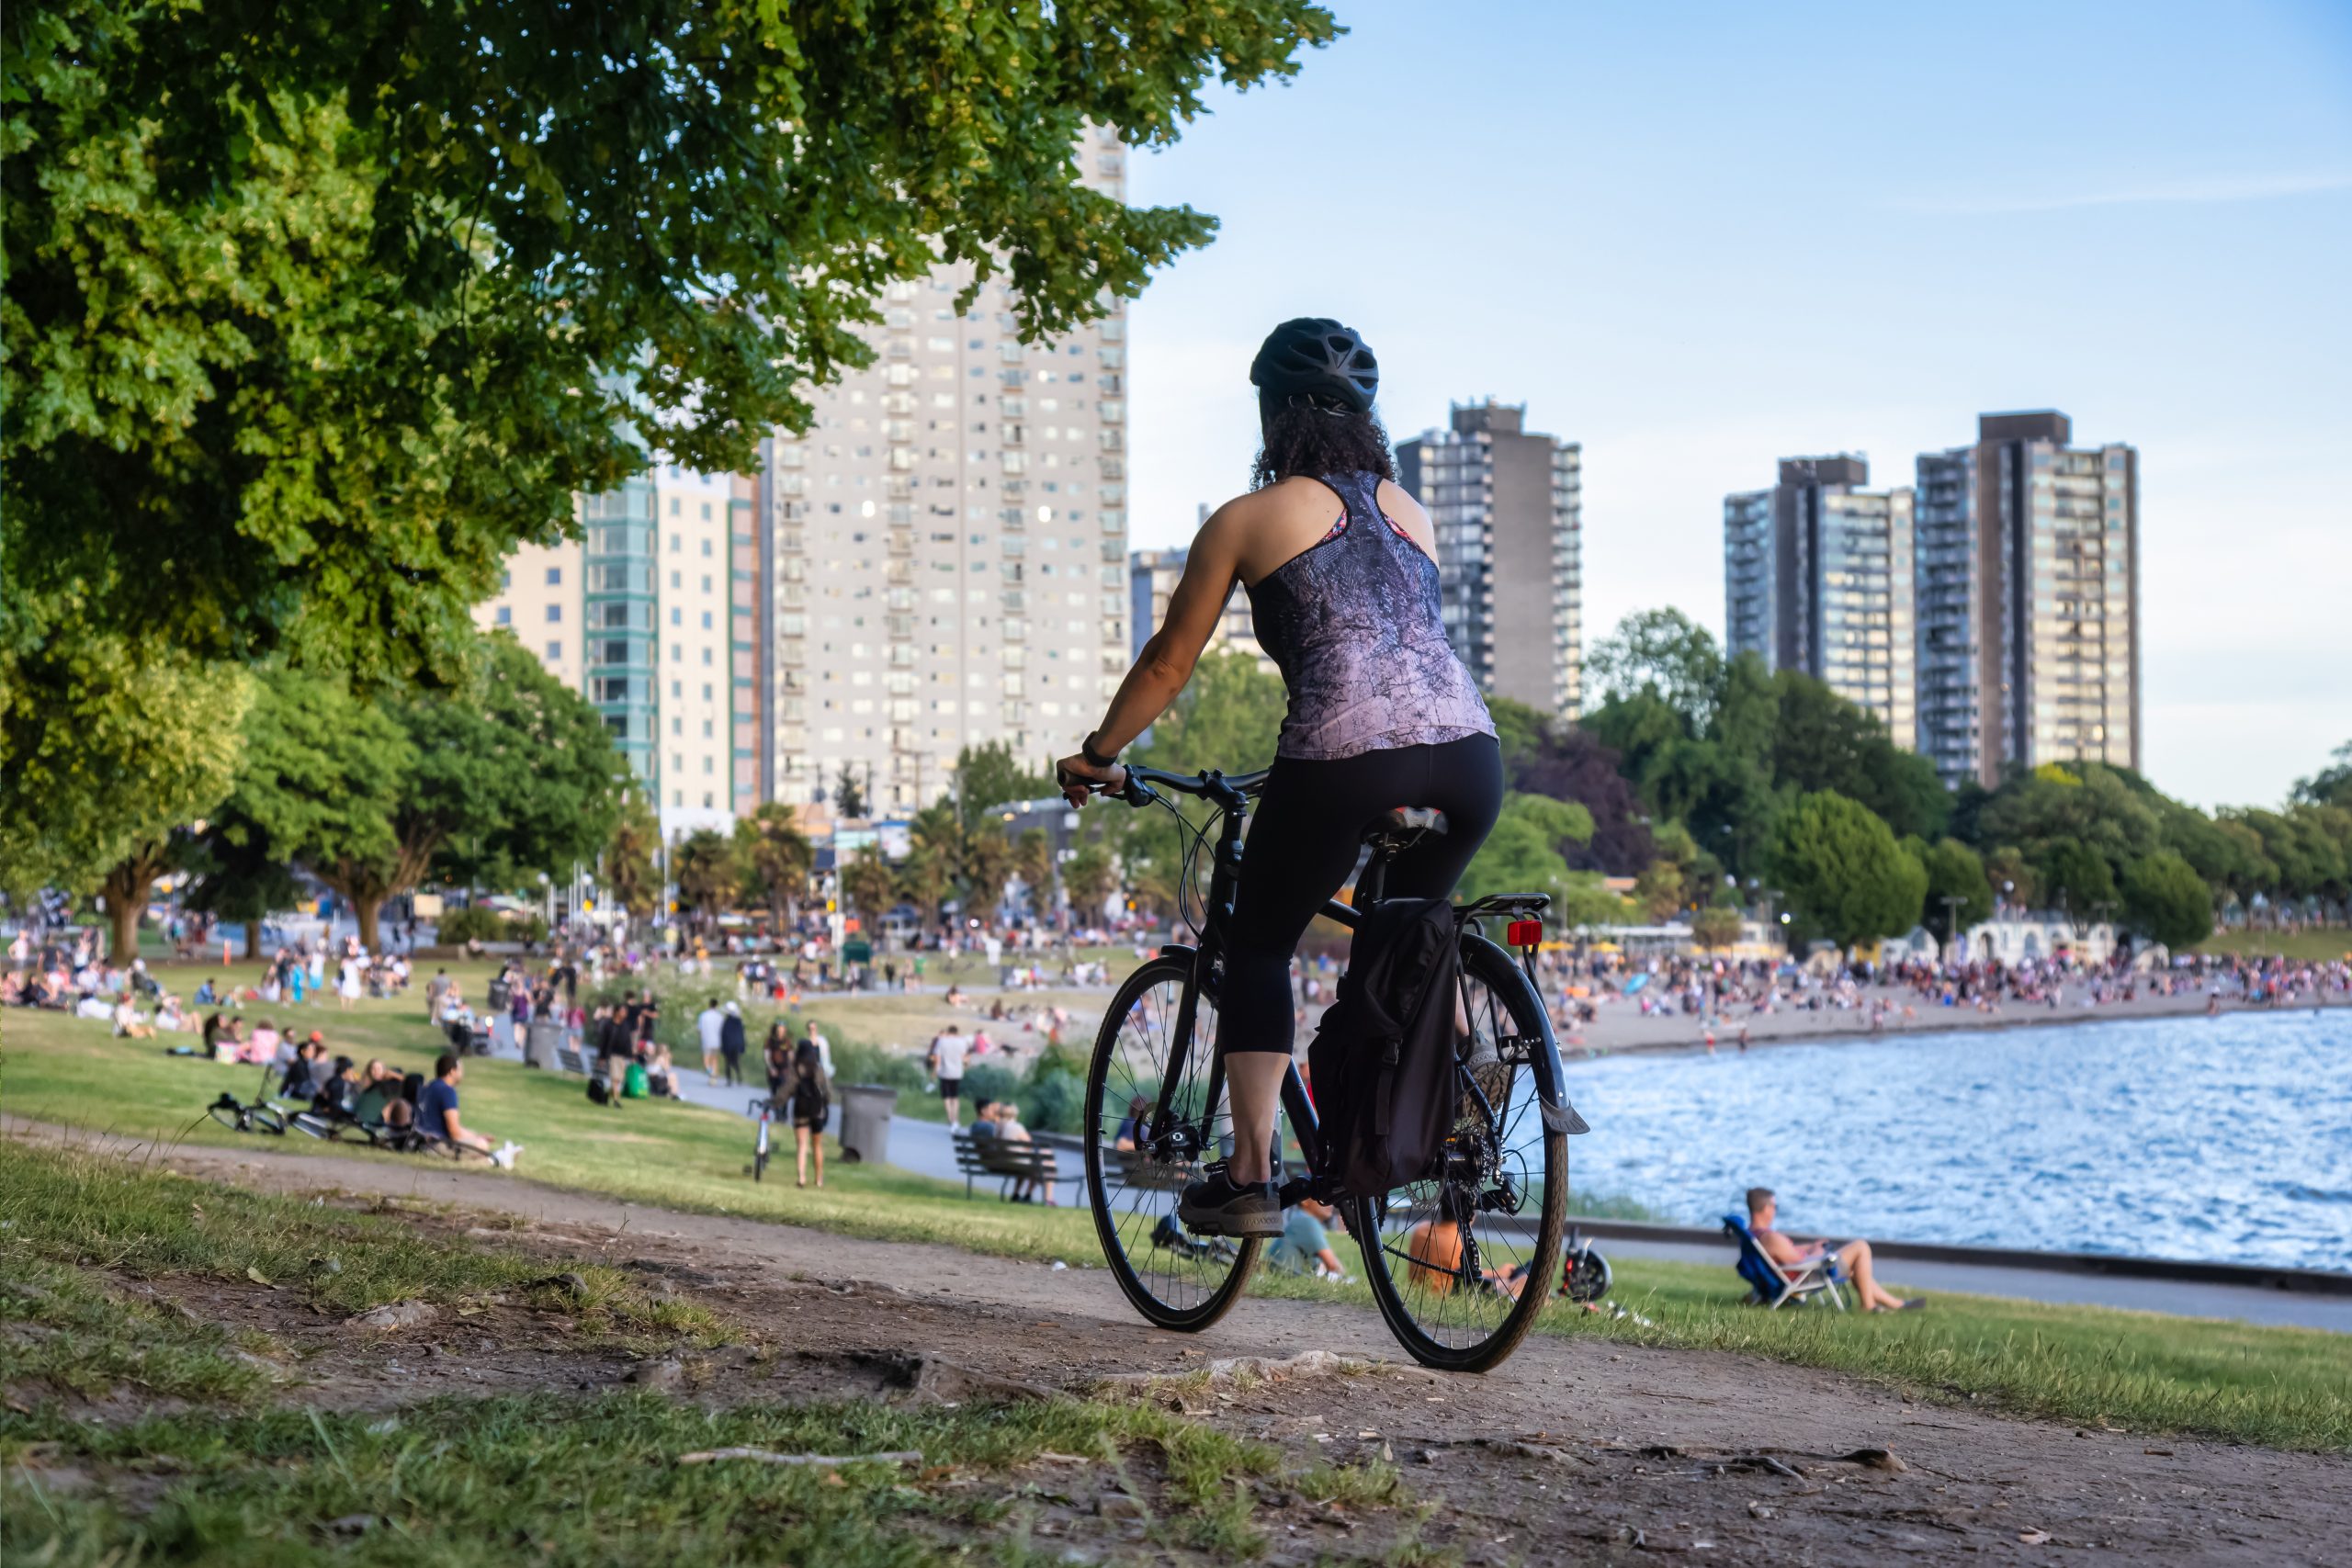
[[205, 1067, 289, 1137], [1070, 762, 1588, 1373]]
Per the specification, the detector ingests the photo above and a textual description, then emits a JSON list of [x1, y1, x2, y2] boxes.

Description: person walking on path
[[789, 1033, 831, 1188], [718, 1001, 747, 1088], [695, 996, 726, 1084], [928, 1027, 972, 1130]]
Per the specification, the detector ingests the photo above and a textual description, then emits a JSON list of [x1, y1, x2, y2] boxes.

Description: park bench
[[950, 1129, 1081, 1202]]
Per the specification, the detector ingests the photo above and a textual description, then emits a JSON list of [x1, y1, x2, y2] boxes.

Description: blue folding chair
[[1722, 1214, 1847, 1310]]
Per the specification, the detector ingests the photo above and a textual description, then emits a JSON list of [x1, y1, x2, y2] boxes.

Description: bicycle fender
[[1541, 1098, 1590, 1136]]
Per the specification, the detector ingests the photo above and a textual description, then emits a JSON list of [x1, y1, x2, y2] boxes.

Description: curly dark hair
[[1250, 393, 1397, 491]]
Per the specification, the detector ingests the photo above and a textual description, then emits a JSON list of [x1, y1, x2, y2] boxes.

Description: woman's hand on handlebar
[[1056, 754, 1125, 807]]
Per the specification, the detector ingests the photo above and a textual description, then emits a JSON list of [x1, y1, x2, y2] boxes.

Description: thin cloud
[[1899, 170, 2352, 216]]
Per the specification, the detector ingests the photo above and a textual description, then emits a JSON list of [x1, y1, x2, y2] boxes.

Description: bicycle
[[206, 1066, 290, 1137], [1072, 762, 1588, 1373]]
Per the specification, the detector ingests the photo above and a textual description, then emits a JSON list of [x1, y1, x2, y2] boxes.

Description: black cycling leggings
[[1216, 734, 1502, 1057]]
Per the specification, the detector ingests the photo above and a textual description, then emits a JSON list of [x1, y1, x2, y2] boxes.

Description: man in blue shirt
[[418, 1053, 518, 1168]]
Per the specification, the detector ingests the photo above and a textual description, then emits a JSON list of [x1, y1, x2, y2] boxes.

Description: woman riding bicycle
[[1059, 318, 1502, 1240]]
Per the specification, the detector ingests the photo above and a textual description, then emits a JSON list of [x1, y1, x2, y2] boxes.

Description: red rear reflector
[[1507, 919, 1544, 948]]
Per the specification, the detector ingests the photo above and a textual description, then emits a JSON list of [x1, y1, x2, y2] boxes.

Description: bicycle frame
[[1118, 763, 1578, 1213]]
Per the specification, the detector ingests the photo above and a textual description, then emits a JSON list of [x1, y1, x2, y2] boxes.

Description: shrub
[[1021, 1068, 1085, 1134]]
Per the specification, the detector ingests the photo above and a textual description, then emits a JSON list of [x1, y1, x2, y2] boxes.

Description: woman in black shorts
[[790, 1033, 831, 1188]]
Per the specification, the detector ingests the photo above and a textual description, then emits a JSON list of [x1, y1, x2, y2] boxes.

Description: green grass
[[0, 1139, 725, 1409], [8, 999, 2349, 1452], [0, 1140, 1405, 1566], [0, 1390, 1311, 1567], [2195, 928, 2352, 963]]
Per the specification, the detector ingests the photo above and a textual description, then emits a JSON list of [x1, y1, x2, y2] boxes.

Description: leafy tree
[[1973, 763, 2160, 908], [4, 0, 1340, 688], [831, 764, 869, 822], [1584, 608, 1724, 726], [954, 742, 1052, 835], [1633, 861, 1687, 922], [2292, 740, 2352, 810], [1487, 697, 1654, 874], [899, 802, 962, 922], [2124, 852, 2216, 950], [733, 803, 814, 929], [1984, 845, 2038, 910], [602, 793, 661, 923], [840, 844, 900, 924], [1917, 838, 1996, 941], [1768, 671, 1950, 841], [1690, 906, 1744, 951], [1768, 791, 1928, 951], [209, 666, 408, 959], [2044, 840, 2120, 932], [0, 631, 247, 938], [177, 823, 300, 961], [1456, 794, 1595, 919], [672, 829, 735, 930]]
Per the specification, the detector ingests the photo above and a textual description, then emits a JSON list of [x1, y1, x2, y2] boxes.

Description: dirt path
[[28, 1128, 2343, 1567]]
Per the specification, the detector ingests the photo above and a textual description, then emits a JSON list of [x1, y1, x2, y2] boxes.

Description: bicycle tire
[[207, 1101, 246, 1134], [1347, 936, 1568, 1372], [247, 1103, 288, 1137], [1083, 954, 1262, 1331], [289, 1112, 332, 1139]]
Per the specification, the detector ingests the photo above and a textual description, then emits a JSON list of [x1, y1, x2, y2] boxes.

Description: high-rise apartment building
[[1722, 456, 1916, 744], [479, 468, 757, 838], [1394, 400, 1582, 718], [758, 127, 1131, 813], [1127, 545, 1271, 671], [1914, 411, 2140, 789], [482, 533, 584, 692]]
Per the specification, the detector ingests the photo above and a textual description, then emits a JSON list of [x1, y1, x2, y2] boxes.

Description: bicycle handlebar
[[1056, 761, 1271, 811]]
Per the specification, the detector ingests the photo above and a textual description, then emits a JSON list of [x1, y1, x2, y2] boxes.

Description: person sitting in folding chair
[[1744, 1187, 1918, 1313]]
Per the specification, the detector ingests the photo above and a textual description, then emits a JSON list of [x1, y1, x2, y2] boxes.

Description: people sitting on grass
[[112, 996, 154, 1040], [1745, 1187, 1919, 1313], [351, 1060, 412, 1131], [417, 1052, 520, 1168], [1268, 1198, 1347, 1280], [644, 1041, 679, 1099]]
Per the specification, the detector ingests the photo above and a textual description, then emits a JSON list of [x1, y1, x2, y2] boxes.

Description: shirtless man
[[1747, 1187, 1918, 1312]]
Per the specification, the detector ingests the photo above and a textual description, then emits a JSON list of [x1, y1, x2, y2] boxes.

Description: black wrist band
[[1081, 732, 1118, 770]]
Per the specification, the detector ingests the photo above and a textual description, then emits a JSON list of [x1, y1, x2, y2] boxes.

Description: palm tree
[[1012, 827, 1054, 916], [673, 828, 735, 931], [1063, 843, 1114, 920], [603, 791, 660, 926], [963, 821, 1015, 924], [899, 841, 954, 926], [733, 802, 813, 930], [841, 842, 899, 922]]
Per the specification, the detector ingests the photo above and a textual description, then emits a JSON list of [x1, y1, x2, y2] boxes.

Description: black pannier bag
[[1305, 895, 1462, 1197]]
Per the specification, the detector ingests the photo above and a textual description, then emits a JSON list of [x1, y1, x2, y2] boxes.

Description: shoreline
[[1554, 990, 2352, 1063]]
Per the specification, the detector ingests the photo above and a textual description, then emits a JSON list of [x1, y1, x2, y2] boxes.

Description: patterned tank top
[[1244, 471, 1495, 761]]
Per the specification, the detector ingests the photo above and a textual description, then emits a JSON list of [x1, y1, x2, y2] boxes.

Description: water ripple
[[1560, 1011, 2352, 1270]]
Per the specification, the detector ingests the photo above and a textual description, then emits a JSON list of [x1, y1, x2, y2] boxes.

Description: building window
[[493, 606, 511, 626], [700, 611, 713, 629], [545, 604, 561, 623], [545, 567, 562, 586], [545, 640, 561, 661]]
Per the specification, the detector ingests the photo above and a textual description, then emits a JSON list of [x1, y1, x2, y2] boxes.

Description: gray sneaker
[[1177, 1171, 1282, 1238]]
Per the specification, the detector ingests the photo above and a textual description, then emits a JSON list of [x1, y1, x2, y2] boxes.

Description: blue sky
[[1122, 0, 2352, 808]]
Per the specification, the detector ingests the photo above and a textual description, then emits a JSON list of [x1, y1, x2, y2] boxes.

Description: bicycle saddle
[[1363, 807, 1449, 845]]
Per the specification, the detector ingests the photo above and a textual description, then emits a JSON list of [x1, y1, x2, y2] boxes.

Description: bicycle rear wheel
[[247, 1103, 288, 1136], [1347, 938, 1568, 1372], [1083, 955, 1261, 1331], [207, 1100, 246, 1134]]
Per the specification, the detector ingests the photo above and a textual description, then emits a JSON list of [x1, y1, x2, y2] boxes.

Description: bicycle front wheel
[[1347, 937, 1568, 1372], [1083, 955, 1261, 1331], [247, 1103, 288, 1137]]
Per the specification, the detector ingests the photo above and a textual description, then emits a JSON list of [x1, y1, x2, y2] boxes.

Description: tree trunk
[[356, 897, 384, 953], [246, 918, 265, 962], [99, 841, 169, 963]]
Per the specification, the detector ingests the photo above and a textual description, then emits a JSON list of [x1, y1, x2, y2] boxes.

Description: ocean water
[[1557, 1010, 2352, 1272]]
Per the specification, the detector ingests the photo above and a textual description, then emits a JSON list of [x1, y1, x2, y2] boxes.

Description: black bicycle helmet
[[1250, 317, 1378, 413]]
